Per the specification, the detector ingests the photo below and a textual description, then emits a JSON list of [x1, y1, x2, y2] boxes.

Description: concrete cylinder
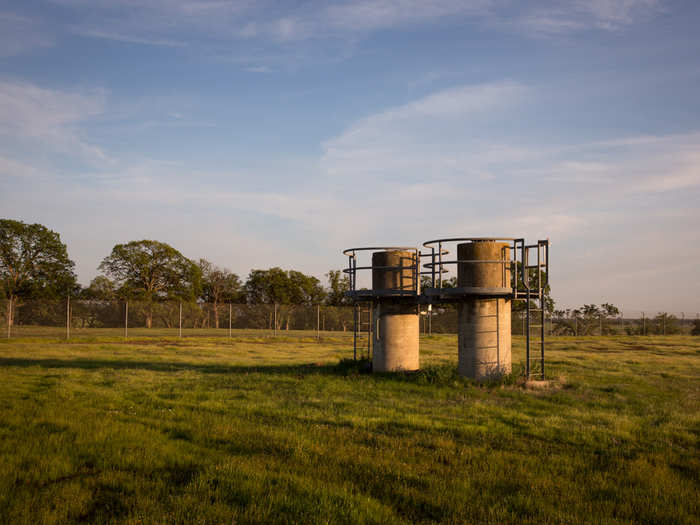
[[371, 250, 419, 372], [457, 242, 511, 380], [372, 250, 417, 292]]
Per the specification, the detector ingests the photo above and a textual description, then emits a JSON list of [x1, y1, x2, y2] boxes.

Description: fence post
[[179, 302, 182, 338], [428, 304, 432, 335], [66, 296, 70, 340], [229, 303, 232, 340], [6, 296, 11, 339], [125, 300, 128, 340]]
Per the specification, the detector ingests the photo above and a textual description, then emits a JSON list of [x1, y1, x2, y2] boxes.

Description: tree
[[552, 303, 621, 336], [244, 267, 324, 306], [512, 265, 554, 314], [80, 276, 117, 300], [288, 270, 326, 304], [692, 319, 700, 336], [244, 268, 325, 330], [98, 240, 200, 328], [198, 259, 241, 328], [325, 270, 350, 306], [649, 312, 681, 335], [0, 219, 76, 327]]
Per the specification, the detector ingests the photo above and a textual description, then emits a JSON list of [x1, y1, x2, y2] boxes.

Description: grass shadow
[[0, 357, 523, 388], [0, 356, 372, 378]]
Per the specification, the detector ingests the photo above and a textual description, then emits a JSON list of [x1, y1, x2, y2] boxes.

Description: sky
[[1, 0, 699, 314]]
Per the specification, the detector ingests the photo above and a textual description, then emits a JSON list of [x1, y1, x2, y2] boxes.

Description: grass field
[[0, 332, 698, 524]]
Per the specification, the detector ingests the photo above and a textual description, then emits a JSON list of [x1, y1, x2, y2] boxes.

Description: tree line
[[1, 219, 351, 328], [4, 219, 698, 334]]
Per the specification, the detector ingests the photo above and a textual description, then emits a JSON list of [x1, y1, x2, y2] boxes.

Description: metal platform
[[421, 237, 550, 379], [341, 239, 550, 379], [342, 246, 421, 361], [423, 286, 512, 298]]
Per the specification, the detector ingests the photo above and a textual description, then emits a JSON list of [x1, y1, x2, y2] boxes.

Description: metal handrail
[[422, 237, 519, 291], [419, 237, 549, 299], [342, 246, 421, 298]]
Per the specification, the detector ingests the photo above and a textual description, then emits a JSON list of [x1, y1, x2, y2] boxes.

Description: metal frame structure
[[421, 237, 550, 379], [342, 239, 549, 378], [342, 247, 420, 361]]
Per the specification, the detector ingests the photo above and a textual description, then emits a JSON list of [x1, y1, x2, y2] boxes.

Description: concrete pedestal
[[371, 250, 420, 372], [457, 241, 512, 380], [372, 303, 419, 372]]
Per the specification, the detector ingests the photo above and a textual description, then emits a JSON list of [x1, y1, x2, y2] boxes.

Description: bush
[[692, 319, 700, 336]]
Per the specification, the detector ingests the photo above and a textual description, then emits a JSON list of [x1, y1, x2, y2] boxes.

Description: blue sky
[[1, 0, 699, 313]]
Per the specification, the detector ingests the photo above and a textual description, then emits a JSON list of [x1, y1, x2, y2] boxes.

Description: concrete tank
[[457, 241, 511, 380], [371, 250, 419, 372]]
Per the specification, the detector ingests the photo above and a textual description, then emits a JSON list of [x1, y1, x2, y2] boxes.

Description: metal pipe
[[526, 288, 531, 378]]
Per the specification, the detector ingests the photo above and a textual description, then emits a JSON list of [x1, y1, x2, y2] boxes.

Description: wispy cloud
[[323, 0, 493, 32], [0, 11, 54, 56], [0, 80, 107, 160], [1, 71, 697, 309], [75, 29, 188, 48], [515, 0, 662, 35], [2, 0, 664, 65]]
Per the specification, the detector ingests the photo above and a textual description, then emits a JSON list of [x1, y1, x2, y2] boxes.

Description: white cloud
[[516, 0, 662, 35], [315, 81, 700, 310], [0, 80, 106, 160], [578, 0, 662, 29], [5, 0, 661, 65], [75, 29, 188, 48], [1, 77, 697, 310], [323, 0, 493, 32], [0, 156, 41, 179]]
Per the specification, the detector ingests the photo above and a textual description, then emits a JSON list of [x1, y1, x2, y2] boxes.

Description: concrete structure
[[456, 241, 512, 379], [371, 250, 420, 372]]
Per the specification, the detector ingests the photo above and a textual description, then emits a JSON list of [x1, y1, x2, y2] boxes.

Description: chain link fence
[[0, 298, 697, 339]]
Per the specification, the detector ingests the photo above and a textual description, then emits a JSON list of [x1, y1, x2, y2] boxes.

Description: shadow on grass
[[0, 357, 522, 387], [0, 356, 361, 376]]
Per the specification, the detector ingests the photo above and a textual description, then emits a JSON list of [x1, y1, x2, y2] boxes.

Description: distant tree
[[245, 267, 292, 305], [648, 312, 681, 335], [512, 265, 554, 314], [289, 270, 326, 304], [80, 276, 117, 301], [0, 219, 76, 326], [552, 303, 620, 336], [691, 319, 700, 336], [244, 268, 324, 305], [198, 259, 241, 328], [244, 268, 325, 330], [73, 276, 123, 328], [420, 275, 457, 290], [98, 240, 200, 328], [325, 270, 350, 306]]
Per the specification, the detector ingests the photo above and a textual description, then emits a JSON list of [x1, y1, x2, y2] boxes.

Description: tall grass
[[0, 334, 698, 524]]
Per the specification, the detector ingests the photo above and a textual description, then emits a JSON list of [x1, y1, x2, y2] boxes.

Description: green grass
[[0, 333, 698, 524]]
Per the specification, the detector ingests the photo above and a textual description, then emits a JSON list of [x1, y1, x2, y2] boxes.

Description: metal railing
[[342, 246, 421, 299]]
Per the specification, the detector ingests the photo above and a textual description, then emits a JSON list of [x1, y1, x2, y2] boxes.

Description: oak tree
[[98, 240, 200, 328]]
